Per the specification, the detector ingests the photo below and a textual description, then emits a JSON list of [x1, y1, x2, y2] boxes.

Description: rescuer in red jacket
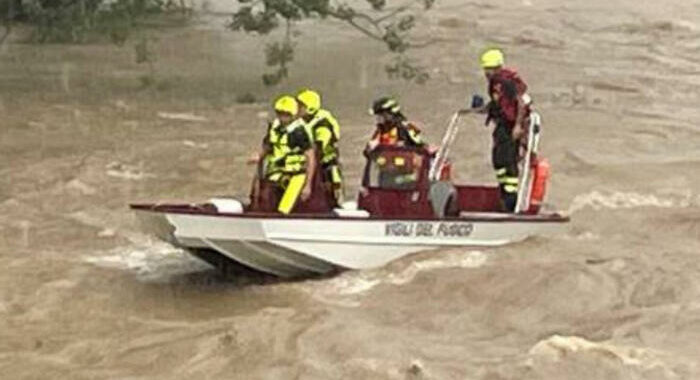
[[479, 48, 532, 212]]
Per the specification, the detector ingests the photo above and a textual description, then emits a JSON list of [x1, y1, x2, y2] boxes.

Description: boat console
[[359, 146, 506, 218]]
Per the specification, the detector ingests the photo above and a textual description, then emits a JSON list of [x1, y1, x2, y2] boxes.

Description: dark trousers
[[492, 120, 519, 212]]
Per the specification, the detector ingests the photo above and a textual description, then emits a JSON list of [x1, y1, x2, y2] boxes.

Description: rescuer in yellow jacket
[[250, 95, 317, 214], [296, 88, 344, 204]]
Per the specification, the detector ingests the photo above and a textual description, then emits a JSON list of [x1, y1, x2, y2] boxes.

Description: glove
[[471, 94, 485, 109]]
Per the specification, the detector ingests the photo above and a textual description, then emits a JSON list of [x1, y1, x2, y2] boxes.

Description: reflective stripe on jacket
[[264, 118, 312, 180]]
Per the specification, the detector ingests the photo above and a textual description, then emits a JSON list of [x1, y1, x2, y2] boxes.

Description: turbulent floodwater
[[2, 0, 700, 379]]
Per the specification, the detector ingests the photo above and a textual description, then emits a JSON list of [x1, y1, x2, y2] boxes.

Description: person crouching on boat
[[362, 97, 433, 190], [479, 48, 532, 212], [365, 96, 427, 153], [249, 95, 317, 214], [296, 88, 344, 205]]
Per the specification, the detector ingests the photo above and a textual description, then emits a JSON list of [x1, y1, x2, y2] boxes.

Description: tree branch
[[375, 4, 410, 23], [328, 12, 436, 50], [232, 0, 439, 84], [283, 18, 291, 70], [326, 9, 385, 41], [327, 2, 437, 49]]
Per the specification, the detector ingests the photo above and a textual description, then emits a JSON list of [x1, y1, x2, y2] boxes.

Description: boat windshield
[[364, 148, 425, 190]]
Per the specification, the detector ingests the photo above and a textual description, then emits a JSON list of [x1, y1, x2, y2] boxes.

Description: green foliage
[[261, 39, 293, 85], [229, 0, 436, 86], [366, 0, 387, 11], [19, 0, 186, 44], [0, 0, 21, 44], [0, 0, 22, 19], [23, 0, 95, 43], [386, 55, 429, 84], [230, 6, 278, 34]]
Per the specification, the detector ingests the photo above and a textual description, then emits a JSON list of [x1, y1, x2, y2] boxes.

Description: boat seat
[[208, 198, 244, 214], [333, 208, 370, 218]]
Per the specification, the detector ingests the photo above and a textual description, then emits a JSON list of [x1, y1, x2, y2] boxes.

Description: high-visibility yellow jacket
[[263, 118, 313, 182], [306, 109, 340, 166]]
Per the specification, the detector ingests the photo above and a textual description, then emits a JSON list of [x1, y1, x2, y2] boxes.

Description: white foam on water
[[295, 275, 380, 308], [575, 231, 600, 240], [105, 169, 155, 181], [84, 237, 209, 282], [386, 250, 488, 286], [332, 276, 383, 296], [556, 230, 602, 242], [105, 161, 155, 181], [156, 112, 208, 123], [68, 210, 157, 244], [526, 335, 678, 377], [182, 140, 209, 149], [306, 251, 488, 305], [568, 190, 696, 213], [65, 179, 97, 195], [71, 211, 208, 281], [97, 228, 116, 238], [67, 210, 105, 228]]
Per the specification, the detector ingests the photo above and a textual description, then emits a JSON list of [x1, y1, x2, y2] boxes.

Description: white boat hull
[[134, 208, 568, 278]]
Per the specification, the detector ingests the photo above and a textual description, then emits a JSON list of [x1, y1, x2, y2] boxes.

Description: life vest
[[488, 67, 531, 125], [307, 109, 341, 166], [265, 118, 313, 180], [499, 68, 528, 96], [378, 126, 399, 145]]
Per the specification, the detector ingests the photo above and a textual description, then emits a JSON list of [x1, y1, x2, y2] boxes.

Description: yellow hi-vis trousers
[[278, 174, 307, 214], [325, 164, 344, 204]]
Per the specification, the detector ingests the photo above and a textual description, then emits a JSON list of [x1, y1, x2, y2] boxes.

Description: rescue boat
[[131, 113, 569, 278]]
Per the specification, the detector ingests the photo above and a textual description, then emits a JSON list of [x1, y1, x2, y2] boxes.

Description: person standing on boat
[[296, 89, 344, 205], [477, 48, 532, 212], [250, 95, 317, 214], [365, 97, 426, 153]]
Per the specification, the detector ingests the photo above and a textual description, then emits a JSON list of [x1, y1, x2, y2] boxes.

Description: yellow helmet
[[296, 89, 321, 114], [480, 48, 505, 69], [274, 95, 298, 115]]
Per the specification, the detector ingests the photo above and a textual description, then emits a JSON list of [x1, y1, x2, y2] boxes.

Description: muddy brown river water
[[1, 0, 700, 378]]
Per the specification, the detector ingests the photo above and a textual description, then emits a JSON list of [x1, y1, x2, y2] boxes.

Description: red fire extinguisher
[[527, 157, 550, 214]]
